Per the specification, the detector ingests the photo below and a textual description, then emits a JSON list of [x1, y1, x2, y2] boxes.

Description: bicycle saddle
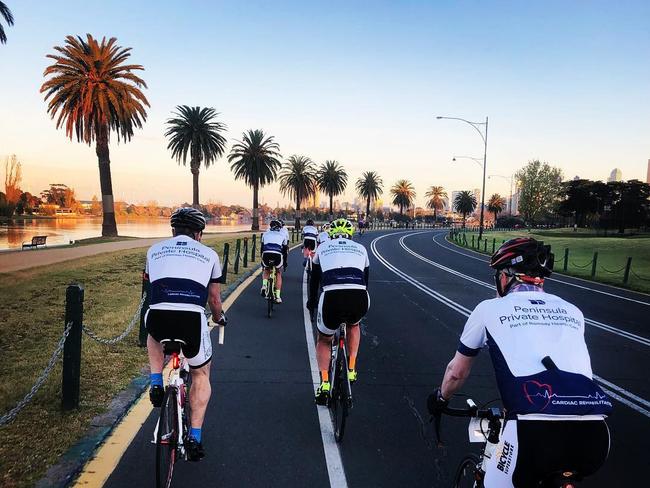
[[540, 470, 582, 487], [160, 339, 186, 355]]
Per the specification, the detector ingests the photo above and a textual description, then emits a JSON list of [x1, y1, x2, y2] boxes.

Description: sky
[[1, 0, 649, 208]]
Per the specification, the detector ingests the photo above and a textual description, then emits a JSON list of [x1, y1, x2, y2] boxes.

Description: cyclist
[[261, 219, 288, 303], [307, 218, 370, 405], [358, 216, 365, 235], [144, 207, 226, 461], [317, 223, 330, 245], [428, 237, 612, 487], [301, 218, 319, 266], [279, 218, 290, 271]]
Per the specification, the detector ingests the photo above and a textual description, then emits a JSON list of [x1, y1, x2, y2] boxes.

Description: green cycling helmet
[[328, 218, 354, 238]]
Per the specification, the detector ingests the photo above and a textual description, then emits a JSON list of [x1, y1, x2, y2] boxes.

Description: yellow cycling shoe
[[347, 369, 358, 383], [315, 381, 331, 405]]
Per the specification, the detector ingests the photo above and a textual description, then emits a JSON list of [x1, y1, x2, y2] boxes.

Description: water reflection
[[0, 217, 256, 249]]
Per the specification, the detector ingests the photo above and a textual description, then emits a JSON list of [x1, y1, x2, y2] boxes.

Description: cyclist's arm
[[440, 352, 476, 400], [207, 282, 222, 319], [309, 262, 322, 306]]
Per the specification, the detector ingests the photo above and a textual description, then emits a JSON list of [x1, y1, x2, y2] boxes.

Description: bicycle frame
[[328, 323, 353, 441]]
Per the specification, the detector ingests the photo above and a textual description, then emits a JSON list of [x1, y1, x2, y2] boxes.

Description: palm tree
[[228, 130, 282, 231], [454, 190, 477, 228], [278, 155, 317, 229], [390, 179, 416, 215], [424, 185, 448, 221], [317, 160, 348, 219], [0, 2, 13, 44], [165, 106, 227, 208], [487, 193, 506, 225], [355, 171, 383, 218], [40, 34, 148, 237], [0, 2, 14, 44]]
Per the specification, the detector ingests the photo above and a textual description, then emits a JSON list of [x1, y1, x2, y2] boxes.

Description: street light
[[452, 155, 484, 169], [437, 115, 489, 239], [488, 174, 514, 215]]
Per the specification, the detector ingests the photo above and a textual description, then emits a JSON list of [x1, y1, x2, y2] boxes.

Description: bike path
[[104, 247, 331, 487], [368, 230, 648, 487]]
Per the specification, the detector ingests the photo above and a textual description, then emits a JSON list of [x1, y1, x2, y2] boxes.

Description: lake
[[0, 217, 254, 249]]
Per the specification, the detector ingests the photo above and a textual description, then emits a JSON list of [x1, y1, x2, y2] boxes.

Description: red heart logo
[[523, 380, 553, 411]]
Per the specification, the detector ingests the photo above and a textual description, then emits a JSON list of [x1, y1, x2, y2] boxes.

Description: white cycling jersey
[[313, 237, 369, 291], [280, 226, 290, 244], [317, 231, 329, 244], [145, 235, 222, 313], [459, 285, 612, 420], [301, 225, 318, 241], [262, 229, 288, 255]]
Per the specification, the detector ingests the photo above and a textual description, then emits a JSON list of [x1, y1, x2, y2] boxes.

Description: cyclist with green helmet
[[307, 218, 370, 405]]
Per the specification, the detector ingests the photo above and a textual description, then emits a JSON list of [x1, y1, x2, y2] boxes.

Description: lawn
[[450, 229, 650, 294], [0, 232, 265, 487]]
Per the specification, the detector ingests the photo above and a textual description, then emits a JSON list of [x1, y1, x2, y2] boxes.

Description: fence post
[[221, 242, 230, 282], [591, 252, 598, 279], [138, 269, 149, 347], [234, 239, 241, 274], [623, 257, 632, 285], [62, 284, 84, 411], [251, 234, 257, 262], [563, 248, 569, 272], [483, 239, 487, 252], [492, 238, 496, 253], [243, 237, 249, 268], [471, 235, 475, 248]]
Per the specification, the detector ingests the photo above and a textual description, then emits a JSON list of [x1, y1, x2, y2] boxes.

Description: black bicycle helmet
[[269, 219, 282, 231], [170, 207, 206, 231], [491, 237, 554, 296], [306, 218, 315, 226]]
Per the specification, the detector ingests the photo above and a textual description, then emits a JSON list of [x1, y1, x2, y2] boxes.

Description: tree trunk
[[366, 197, 371, 218], [434, 207, 437, 221], [295, 196, 302, 230], [95, 126, 118, 237], [493, 211, 498, 224], [462, 212, 467, 228], [329, 193, 333, 220], [251, 183, 259, 231], [191, 159, 200, 208]]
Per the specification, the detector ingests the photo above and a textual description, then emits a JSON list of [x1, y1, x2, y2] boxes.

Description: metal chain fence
[[570, 259, 594, 269], [0, 323, 72, 427], [599, 264, 628, 274], [82, 294, 145, 345]]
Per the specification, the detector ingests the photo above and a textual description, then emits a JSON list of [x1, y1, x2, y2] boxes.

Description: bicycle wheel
[[267, 276, 274, 318], [156, 387, 179, 488], [453, 454, 482, 488], [331, 348, 348, 442]]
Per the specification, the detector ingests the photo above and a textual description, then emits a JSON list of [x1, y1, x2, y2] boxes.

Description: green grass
[[0, 233, 262, 487], [450, 229, 650, 294]]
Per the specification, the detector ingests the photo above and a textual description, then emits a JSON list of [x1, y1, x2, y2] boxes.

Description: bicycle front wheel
[[156, 387, 179, 488], [453, 454, 482, 488], [331, 349, 348, 442]]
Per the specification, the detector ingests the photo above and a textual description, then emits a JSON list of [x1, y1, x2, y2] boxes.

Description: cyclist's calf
[[189, 363, 211, 429]]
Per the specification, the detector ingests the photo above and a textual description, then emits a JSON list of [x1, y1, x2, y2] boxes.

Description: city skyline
[[1, 1, 649, 208]]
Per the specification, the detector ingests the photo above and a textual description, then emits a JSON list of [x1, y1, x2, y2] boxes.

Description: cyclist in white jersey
[[317, 223, 330, 245], [307, 218, 370, 405], [279, 219, 290, 270], [261, 219, 288, 303], [428, 237, 611, 487], [144, 207, 226, 461], [301, 218, 319, 266]]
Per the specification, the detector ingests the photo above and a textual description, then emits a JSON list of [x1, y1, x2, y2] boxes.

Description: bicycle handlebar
[[432, 399, 503, 446]]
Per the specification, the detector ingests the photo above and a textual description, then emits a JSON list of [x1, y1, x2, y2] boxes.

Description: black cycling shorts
[[303, 238, 316, 251], [317, 289, 369, 335], [262, 252, 283, 269]]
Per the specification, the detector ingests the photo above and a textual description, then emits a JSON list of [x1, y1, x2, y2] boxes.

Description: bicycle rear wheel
[[156, 387, 179, 488], [453, 454, 482, 488], [267, 276, 274, 318], [331, 348, 348, 442]]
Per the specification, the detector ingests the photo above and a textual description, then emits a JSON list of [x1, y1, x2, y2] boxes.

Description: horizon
[[1, 1, 649, 208]]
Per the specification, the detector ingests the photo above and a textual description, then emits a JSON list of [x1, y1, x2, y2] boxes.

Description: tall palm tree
[[317, 160, 348, 219], [0, 2, 13, 44], [355, 171, 383, 218], [165, 106, 227, 208], [487, 193, 506, 224], [454, 190, 477, 228], [278, 155, 317, 229], [40, 34, 148, 237], [424, 185, 448, 221], [390, 179, 416, 215], [228, 130, 282, 231]]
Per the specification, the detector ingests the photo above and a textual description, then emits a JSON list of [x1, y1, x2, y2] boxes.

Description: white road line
[[400, 233, 650, 347], [370, 233, 650, 419], [431, 232, 650, 306], [301, 271, 348, 488]]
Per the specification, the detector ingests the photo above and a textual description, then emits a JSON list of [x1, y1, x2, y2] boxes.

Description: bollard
[[243, 237, 249, 268], [591, 252, 598, 279], [471, 235, 475, 248], [251, 234, 257, 262], [483, 239, 487, 252], [234, 239, 241, 274], [138, 269, 150, 347], [492, 238, 496, 253], [221, 242, 230, 283], [623, 257, 632, 285], [563, 248, 569, 272], [62, 284, 84, 411]]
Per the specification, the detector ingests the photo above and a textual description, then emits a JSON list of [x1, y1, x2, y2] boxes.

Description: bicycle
[[327, 322, 353, 442], [433, 398, 584, 488], [153, 339, 191, 488], [264, 264, 277, 318]]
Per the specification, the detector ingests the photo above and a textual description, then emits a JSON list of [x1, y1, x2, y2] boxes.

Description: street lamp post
[[437, 115, 489, 239], [488, 174, 514, 215]]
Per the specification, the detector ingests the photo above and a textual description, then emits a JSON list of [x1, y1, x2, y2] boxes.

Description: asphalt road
[[104, 229, 649, 487]]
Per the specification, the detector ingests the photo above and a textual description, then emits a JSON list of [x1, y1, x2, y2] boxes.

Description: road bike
[[328, 322, 353, 442], [153, 339, 191, 488], [432, 398, 584, 488], [305, 248, 315, 287], [264, 264, 278, 318]]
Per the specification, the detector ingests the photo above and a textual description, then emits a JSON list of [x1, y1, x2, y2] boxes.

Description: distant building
[[573, 175, 581, 181], [608, 168, 622, 182]]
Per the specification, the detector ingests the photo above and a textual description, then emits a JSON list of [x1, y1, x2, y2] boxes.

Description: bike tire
[[267, 276, 274, 318], [156, 387, 179, 488], [453, 454, 482, 488], [331, 348, 348, 442]]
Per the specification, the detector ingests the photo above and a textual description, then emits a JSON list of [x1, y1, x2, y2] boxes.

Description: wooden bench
[[22, 235, 48, 249]]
